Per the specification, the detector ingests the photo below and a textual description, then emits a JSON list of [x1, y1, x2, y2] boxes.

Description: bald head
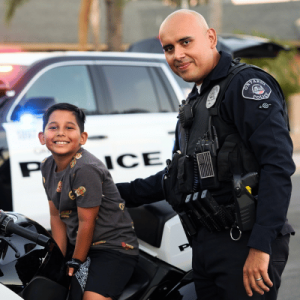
[[158, 9, 220, 85], [159, 9, 209, 37]]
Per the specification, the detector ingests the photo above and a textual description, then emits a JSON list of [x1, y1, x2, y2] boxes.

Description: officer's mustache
[[174, 59, 194, 68]]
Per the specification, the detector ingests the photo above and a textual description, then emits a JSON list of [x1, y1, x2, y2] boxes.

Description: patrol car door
[[86, 61, 180, 183], [3, 61, 183, 228]]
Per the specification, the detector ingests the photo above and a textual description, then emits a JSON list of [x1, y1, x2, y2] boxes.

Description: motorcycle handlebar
[[0, 210, 51, 247]]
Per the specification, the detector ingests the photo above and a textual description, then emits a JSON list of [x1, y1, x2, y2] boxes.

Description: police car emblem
[[242, 78, 271, 100], [206, 85, 220, 108]]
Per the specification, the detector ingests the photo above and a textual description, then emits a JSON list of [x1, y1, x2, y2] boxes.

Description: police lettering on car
[[0, 51, 192, 229]]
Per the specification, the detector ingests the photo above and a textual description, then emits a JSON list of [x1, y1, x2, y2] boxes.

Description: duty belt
[[178, 190, 236, 237]]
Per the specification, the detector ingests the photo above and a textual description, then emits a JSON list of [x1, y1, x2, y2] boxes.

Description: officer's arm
[[220, 69, 295, 296], [116, 122, 181, 207], [220, 69, 295, 254], [116, 170, 166, 207]]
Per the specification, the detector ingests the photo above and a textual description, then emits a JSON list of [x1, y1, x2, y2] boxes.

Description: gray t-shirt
[[41, 148, 138, 255]]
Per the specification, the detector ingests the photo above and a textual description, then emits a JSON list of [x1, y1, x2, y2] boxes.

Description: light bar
[[0, 65, 13, 73]]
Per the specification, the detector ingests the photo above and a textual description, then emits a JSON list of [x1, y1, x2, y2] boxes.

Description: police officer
[[117, 9, 295, 300]]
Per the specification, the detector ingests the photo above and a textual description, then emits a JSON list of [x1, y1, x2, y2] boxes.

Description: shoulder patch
[[242, 78, 271, 101]]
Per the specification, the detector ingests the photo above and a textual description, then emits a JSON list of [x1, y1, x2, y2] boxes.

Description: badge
[[56, 181, 62, 193], [69, 190, 75, 200], [121, 242, 134, 250], [75, 186, 86, 197], [206, 85, 220, 108], [93, 240, 106, 246], [60, 210, 72, 218], [70, 158, 76, 168], [74, 153, 82, 159], [242, 78, 272, 100]]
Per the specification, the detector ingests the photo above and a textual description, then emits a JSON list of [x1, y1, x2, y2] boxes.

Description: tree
[[208, 0, 222, 34], [4, 0, 223, 52], [242, 48, 300, 102], [4, 0, 29, 24], [78, 0, 93, 51], [4, 0, 124, 52], [78, 0, 101, 51], [105, 0, 124, 51]]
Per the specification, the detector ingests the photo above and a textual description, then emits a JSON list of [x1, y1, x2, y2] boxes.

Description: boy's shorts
[[84, 249, 138, 300]]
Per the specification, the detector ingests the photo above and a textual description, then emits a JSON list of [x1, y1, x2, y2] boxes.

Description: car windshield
[[0, 65, 28, 89]]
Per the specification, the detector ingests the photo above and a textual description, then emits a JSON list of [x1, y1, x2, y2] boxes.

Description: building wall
[[0, 0, 299, 45]]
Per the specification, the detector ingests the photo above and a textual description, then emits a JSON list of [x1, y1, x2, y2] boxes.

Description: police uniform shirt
[[175, 51, 295, 255], [117, 51, 295, 256]]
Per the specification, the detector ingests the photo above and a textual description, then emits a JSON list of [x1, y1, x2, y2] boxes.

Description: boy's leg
[[84, 249, 138, 300], [83, 291, 112, 300]]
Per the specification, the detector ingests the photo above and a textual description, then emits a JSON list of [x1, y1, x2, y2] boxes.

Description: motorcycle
[[0, 201, 196, 300]]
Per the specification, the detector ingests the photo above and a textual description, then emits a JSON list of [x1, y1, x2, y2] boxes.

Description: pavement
[[293, 152, 300, 175]]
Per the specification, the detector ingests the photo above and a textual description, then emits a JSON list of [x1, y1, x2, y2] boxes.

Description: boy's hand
[[66, 258, 83, 276]]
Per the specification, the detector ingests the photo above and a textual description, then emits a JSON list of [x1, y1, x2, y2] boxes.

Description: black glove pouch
[[162, 152, 194, 212]]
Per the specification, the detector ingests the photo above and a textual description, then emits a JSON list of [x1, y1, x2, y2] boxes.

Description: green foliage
[[241, 48, 300, 102], [233, 31, 300, 101], [4, 0, 29, 25]]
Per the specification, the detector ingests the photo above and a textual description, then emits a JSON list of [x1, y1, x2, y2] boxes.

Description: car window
[[100, 65, 174, 114], [148, 67, 176, 112], [22, 65, 97, 113]]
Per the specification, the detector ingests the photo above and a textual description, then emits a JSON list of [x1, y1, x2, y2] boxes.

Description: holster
[[232, 173, 258, 232]]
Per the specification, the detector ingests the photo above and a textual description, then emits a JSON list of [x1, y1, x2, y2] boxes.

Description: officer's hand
[[243, 248, 273, 297]]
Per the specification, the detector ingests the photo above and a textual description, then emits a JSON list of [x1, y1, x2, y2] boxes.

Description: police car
[[0, 51, 193, 229]]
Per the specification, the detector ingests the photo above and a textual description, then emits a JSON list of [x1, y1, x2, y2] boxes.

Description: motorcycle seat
[[128, 200, 176, 248], [119, 261, 150, 300], [19, 276, 68, 300]]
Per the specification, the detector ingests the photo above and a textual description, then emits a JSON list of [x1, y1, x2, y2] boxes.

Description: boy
[[38, 103, 138, 300]]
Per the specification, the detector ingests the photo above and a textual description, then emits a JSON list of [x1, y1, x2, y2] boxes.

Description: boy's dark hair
[[43, 103, 86, 133]]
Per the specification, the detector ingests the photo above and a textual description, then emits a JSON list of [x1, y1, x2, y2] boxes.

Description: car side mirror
[[11, 97, 56, 121]]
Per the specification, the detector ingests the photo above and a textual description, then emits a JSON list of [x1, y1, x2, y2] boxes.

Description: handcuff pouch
[[162, 152, 194, 212]]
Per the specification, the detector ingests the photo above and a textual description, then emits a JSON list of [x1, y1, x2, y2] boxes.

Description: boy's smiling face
[[38, 110, 88, 160]]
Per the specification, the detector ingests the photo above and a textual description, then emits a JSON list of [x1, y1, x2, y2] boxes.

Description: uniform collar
[[201, 51, 233, 92], [188, 51, 233, 99]]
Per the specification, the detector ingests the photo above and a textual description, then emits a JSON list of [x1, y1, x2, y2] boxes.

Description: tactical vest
[[177, 59, 288, 196]]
